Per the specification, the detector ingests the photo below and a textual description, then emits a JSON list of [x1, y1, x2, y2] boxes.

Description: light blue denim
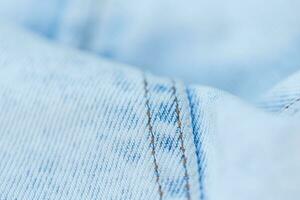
[[0, 23, 202, 199], [1, 21, 300, 200]]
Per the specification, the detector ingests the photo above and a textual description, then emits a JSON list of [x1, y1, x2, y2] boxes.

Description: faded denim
[[1, 0, 300, 198], [0, 22, 300, 200]]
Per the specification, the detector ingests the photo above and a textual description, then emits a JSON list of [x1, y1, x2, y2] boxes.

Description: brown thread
[[282, 97, 300, 112], [143, 75, 164, 200], [172, 81, 192, 200]]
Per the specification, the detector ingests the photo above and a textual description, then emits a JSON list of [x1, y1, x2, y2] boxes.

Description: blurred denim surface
[[0, 1, 300, 199], [1, 0, 300, 99]]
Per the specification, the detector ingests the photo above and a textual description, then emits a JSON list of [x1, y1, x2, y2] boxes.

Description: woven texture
[[1, 23, 300, 200]]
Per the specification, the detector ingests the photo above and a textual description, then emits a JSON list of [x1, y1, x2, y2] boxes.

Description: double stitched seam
[[143, 75, 164, 200], [171, 80, 191, 200]]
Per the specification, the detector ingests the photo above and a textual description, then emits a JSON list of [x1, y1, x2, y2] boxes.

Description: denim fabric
[[188, 85, 300, 199], [261, 71, 300, 115], [204, 94, 300, 200], [1, 22, 300, 200], [0, 23, 201, 199], [186, 86, 222, 200]]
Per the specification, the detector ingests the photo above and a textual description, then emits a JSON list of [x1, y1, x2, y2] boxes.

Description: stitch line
[[143, 75, 164, 200], [172, 80, 192, 200]]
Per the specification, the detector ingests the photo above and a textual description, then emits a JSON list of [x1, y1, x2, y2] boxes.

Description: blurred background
[[1, 0, 300, 100]]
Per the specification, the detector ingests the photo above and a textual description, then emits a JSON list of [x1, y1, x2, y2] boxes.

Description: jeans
[[0, 22, 300, 199]]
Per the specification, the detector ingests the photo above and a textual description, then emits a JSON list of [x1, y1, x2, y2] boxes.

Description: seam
[[143, 75, 164, 200], [186, 88, 205, 200], [171, 80, 191, 200]]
